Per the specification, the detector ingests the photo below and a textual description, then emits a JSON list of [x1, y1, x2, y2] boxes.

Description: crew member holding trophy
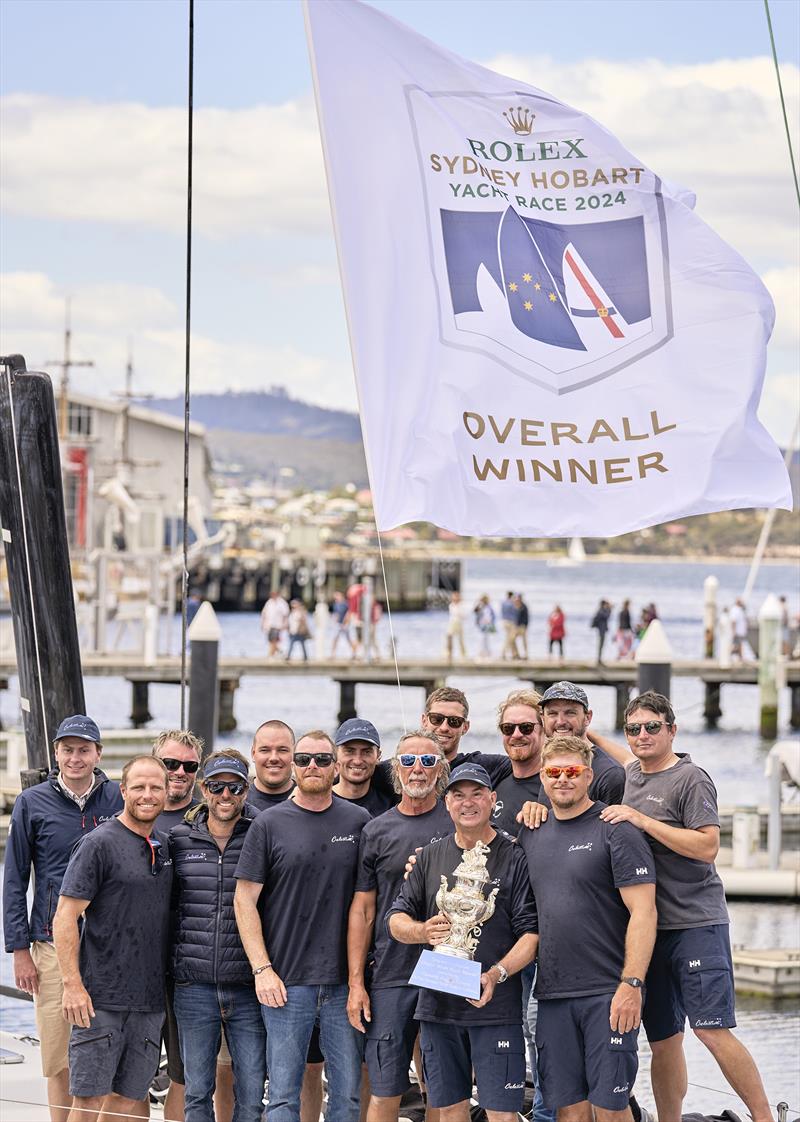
[[387, 762, 538, 1122]]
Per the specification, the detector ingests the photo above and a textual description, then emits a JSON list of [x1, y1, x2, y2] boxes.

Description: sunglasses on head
[[542, 764, 589, 779], [426, 712, 465, 729], [624, 720, 666, 736], [294, 752, 335, 767], [204, 779, 247, 796], [398, 753, 439, 768], [162, 757, 200, 774], [499, 721, 540, 737]]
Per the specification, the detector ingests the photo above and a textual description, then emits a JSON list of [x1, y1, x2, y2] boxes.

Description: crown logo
[[503, 106, 535, 135]]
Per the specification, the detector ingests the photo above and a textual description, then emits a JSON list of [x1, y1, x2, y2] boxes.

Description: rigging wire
[[179, 0, 195, 728], [764, 0, 800, 210], [374, 530, 408, 734]]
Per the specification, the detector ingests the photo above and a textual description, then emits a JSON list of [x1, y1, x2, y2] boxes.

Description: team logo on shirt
[[613, 1084, 630, 1094], [635, 866, 649, 875], [183, 852, 208, 861], [689, 958, 701, 968], [505, 1082, 525, 1090], [331, 834, 358, 844], [492, 801, 504, 819], [568, 842, 592, 852], [645, 794, 664, 804]]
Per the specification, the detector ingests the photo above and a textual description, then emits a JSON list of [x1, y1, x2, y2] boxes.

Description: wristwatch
[[253, 962, 272, 975], [620, 976, 643, 988], [490, 963, 509, 983]]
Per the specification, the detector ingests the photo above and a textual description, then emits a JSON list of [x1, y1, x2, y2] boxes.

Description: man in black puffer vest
[[169, 749, 266, 1122]]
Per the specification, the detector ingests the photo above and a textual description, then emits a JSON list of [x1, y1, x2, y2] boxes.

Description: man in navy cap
[[388, 762, 538, 1122], [333, 718, 398, 817], [2, 715, 122, 1121], [539, 683, 625, 804]]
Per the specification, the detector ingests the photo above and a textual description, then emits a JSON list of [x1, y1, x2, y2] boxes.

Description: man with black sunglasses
[[599, 692, 772, 1122], [170, 750, 266, 1122], [235, 730, 371, 1122], [153, 729, 202, 831], [347, 731, 452, 1122], [421, 687, 511, 783]]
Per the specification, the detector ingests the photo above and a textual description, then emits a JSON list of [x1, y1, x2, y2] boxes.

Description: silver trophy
[[410, 840, 498, 997]]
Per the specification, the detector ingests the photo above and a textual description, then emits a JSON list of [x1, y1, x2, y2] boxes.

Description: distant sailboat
[[547, 537, 586, 567]]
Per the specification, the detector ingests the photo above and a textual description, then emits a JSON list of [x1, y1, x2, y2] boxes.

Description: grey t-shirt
[[623, 753, 727, 929], [59, 818, 173, 1011]]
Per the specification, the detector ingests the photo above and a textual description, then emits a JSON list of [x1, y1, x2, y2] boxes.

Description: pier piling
[[758, 594, 781, 739], [635, 619, 673, 698], [337, 680, 357, 724], [188, 602, 221, 757]]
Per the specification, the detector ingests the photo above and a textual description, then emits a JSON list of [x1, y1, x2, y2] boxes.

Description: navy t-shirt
[[335, 786, 397, 819], [246, 784, 294, 814], [155, 798, 199, 832], [453, 750, 512, 785], [59, 817, 173, 1012], [235, 798, 370, 985], [519, 801, 655, 1000], [355, 801, 454, 988], [492, 772, 543, 838], [388, 831, 537, 1026]]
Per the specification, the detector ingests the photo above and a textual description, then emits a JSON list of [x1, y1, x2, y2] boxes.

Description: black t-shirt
[[334, 786, 397, 818], [452, 750, 512, 785], [355, 802, 454, 988], [519, 801, 655, 1000], [59, 818, 173, 1011], [492, 772, 543, 838], [235, 798, 370, 985], [155, 798, 199, 832], [246, 784, 294, 813], [388, 831, 537, 1025]]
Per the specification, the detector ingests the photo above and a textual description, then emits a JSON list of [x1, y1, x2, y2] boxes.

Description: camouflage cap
[[540, 682, 589, 710]]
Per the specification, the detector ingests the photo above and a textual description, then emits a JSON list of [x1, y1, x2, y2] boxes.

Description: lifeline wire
[[375, 529, 409, 734], [764, 0, 800, 209], [180, 0, 195, 727]]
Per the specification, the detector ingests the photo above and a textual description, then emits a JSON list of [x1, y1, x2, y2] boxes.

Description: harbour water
[[1, 556, 798, 1113]]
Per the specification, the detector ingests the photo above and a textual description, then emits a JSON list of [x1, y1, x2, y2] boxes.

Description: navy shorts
[[365, 986, 419, 1097], [535, 994, 638, 1112], [644, 925, 736, 1042], [69, 1008, 165, 1101], [419, 1021, 526, 1112]]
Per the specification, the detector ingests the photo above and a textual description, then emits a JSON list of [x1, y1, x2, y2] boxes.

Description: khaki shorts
[[30, 941, 70, 1078]]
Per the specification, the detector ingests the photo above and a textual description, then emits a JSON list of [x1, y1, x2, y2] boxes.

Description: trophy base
[[409, 948, 482, 999], [433, 945, 471, 960]]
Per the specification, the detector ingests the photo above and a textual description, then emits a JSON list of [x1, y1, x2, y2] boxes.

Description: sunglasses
[[398, 753, 439, 768], [542, 764, 589, 779], [624, 720, 666, 736], [499, 721, 541, 737], [294, 752, 335, 767], [426, 712, 466, 729], [205, 779, 247, 796], [161, 757, 200, 774]]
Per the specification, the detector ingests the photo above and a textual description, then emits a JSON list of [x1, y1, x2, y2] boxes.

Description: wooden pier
[[1, 655, 798, 731]]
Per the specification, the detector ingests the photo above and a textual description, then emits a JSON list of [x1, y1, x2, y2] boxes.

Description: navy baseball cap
[[334, 718, 381, 748], [540, 682, 589, 709], [202, 755, 250, 782], [445, 762, 492, 791], [54, 715, 102, 744]]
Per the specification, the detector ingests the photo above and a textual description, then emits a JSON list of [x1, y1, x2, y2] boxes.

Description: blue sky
[[1, 0, 798, 439]]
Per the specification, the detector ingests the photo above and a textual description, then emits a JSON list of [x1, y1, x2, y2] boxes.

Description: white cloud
[[0, 271, 358, 410]]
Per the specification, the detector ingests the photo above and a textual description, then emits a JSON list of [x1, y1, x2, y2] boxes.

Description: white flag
[[305, 0, 792, 537]]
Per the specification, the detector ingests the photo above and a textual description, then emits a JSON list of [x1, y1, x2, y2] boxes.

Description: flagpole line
[[764, 0, 800, 210], [301, 0, 408, 732]]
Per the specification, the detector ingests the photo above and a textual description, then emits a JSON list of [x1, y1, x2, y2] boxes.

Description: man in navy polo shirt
[[520, 735, 657, 1122], [388, 763, 537, 1122], [234, 730, 370, 1122], [53, 754, 173, 1122], [600, 691, 772, 1122], [347, 730, 453, 1122]]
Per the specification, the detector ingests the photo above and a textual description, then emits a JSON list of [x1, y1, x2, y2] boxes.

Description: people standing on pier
[[514, 593, 529, 659], [151, 729, 204, 1121], [286, 600, 312, 662], [234, 730, 370, 1122], [347, 581, 367, 659], [331, 590, 356, 659], [170, 750, 266, 1122], [547, 605, 566, 659], [387, 762, 538, 1122], [261, 589, 290, 659], [616, 599, 635, 659], [473, 594, 496, 658], [445, 590, 468, 660], [2, 715, 122, 1122], [333, 718, 397, 817], [637, 602, 659, 641], [53, 755, 172, 1122], [346, 731, 452, 1122], [599, 691, 773, 1122], [590, 599, 612, 663], [520, 735, 657, 1122], [501, 591, 519, 659], [247, 720, 296, 812]]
